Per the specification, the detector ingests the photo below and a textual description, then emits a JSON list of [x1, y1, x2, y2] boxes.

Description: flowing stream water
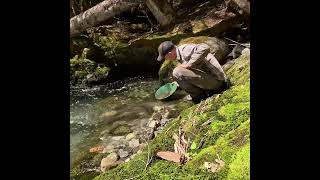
[[70, 77, 190, 171]]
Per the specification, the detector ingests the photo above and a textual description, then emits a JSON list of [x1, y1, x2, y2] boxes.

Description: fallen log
[[70, 0, 142, 37]]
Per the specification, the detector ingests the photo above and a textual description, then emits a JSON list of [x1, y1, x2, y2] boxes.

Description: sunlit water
[[70, 77, 187, 167]]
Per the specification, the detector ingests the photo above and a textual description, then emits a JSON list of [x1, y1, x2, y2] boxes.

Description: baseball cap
[[157, 41, 175, 62]]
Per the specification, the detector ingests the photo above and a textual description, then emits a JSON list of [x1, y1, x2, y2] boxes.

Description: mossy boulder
[[70, 55, 110, 86], [94, 50, 250, 180], [179, 36, 230, 64]]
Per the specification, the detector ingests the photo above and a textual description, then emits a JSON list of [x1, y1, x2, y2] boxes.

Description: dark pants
[[172, 66, 228, 103]]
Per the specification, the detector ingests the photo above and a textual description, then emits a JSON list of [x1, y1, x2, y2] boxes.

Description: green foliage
[[191, 141, 197, 150]]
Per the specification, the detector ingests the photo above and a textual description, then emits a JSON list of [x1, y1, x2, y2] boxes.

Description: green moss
[[75, 71, 87, 79], [218, 102, 250, 122], [95, 65, 110, 76], [70, 54, 111, 85], [71, 150, 109, 180], [110, 125, 132, 136], [71, 170, 100, 180], [178, 36, 209, 45], [227, 143, 250, 180], [158, 59, 179, 85], [226, 50, 250, 86], [187, 120, 250, 179], [92, 153, 108, 167], [70, 58, 96, 78]]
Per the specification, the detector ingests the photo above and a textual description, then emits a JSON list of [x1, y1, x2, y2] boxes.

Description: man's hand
[[179, 63, 190, 69], [172, 81, 179, 87]]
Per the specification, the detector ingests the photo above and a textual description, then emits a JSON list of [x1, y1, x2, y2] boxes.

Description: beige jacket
[[176, 43, 227, 81]]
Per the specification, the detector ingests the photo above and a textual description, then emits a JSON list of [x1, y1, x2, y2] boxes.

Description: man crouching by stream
[[157, 41, 229, 104]]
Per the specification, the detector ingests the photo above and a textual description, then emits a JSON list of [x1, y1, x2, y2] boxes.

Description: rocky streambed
[[70, 77, 193, 179]]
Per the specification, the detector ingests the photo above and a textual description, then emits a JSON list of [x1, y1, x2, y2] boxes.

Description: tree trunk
[[70, 0, 141, 37], [145, 0, 175, 27]]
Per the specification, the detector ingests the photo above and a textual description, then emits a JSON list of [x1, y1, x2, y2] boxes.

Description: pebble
[[100, 111, 117, 118], [118, 149, 129, 158], [150, 112, 162, 121], [148, 120, 158, 129], [129, 138, 140, 148], [100, 152, 119, 172], [153, 105, 163, 111], [125, 133, 135, 141], [102, 145, 115, 153], [111, 136, 125, 141]]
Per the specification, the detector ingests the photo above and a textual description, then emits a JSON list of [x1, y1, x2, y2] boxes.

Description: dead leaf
[[156, 151, 182, 164], [89, 145, 104, 153]]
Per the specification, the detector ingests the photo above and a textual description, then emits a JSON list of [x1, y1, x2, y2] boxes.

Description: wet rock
[[102, 145, 115, 153], [111, 120, 126, 127], [168, 104, 176, 109], [129, 138, 140, 148], [100, 152, 119, 172], [227, 44, 245, 59], [139, 118, 148, 125], [99, 136, 107, 141], [111, 136, 125, 141], [125, 133, 136, 141], [139, 143, 147, 151], [100, 111, 117, 119], [130, 154, 137, 159], [100, 129, 110, 135], [147, 128, 155, 140], [163, 109, 179, 119], [107, 152, 119, 161], [160, 118, 170, 127], [153, 105, 164, 112], [205, 37, 230, 64], [113, 143, 126, 149], [148, 120, 158, 129], [150, 112, 162, 121], [138, 112, 147, 117], [118, 149, 129, 158]]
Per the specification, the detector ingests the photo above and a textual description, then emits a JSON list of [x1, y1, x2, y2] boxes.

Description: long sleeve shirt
[[176, 43, 227, 81]]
